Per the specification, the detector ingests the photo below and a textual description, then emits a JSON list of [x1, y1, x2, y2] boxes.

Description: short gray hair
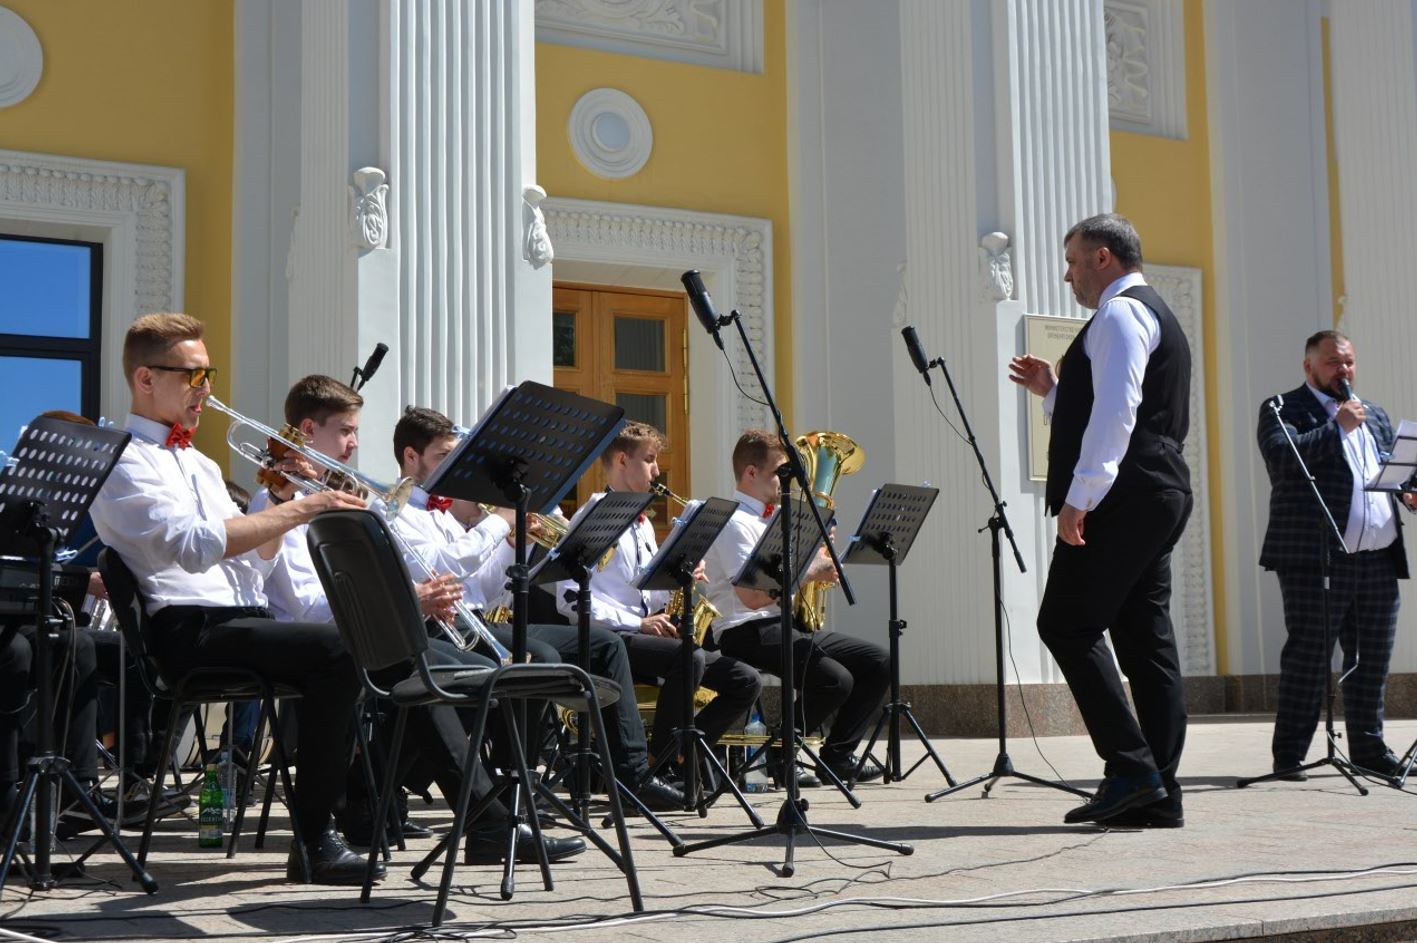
[[1064, 213, 1143, 270]]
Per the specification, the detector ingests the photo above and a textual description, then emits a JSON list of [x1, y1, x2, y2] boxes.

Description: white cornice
[[536, 0, 764, 74]]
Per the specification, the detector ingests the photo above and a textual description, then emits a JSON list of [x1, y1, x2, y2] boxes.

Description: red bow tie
[[165, 424, 194, 450], [762, 503, 775, 519], [426, 495, 452, 513], [637, 513, 648, 525]]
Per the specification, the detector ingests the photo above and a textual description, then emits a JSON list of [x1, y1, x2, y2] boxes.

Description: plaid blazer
[[1257, 384, 1408, 577]]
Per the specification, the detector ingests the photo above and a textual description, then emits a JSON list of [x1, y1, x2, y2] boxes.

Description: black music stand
[[842, 484, 954, 788], [527, 490, 680, 847], [1237, 398, 1365, 794], [636, 497, 761, 823], [415, 382, 625, 898], [0, 418, 156, 895], [676, 496, 912, 874]]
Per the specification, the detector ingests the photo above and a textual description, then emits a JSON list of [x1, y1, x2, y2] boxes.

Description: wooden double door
[[552, 283, 689, 540]]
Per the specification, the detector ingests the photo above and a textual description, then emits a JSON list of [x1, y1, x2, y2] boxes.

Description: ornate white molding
[[536, 0, 764, 74], [0, 6, 42, 109], [1147, 263, 1214, 675], [568, 88, 653, 179], [522, 185, 554, 269], [542, 195, 773, 451], [0, 148, 185, 419], [978, 231, 1015, 302], [1104, 0, 1187, 140], [349, 167, 388, 251]]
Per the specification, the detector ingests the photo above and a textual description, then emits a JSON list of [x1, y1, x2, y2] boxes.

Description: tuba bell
[[793, 431, 863, 632]]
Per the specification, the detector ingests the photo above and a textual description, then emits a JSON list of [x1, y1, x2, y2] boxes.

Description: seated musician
[[388, 407, 685, 810], [553, 422, 760, 767], [248, 376, 583, 863], [701, 430, 889, 784]]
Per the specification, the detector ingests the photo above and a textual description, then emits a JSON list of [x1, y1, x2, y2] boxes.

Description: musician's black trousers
[[0, 622, 99, 784]]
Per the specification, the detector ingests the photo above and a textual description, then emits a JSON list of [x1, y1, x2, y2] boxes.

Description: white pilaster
[[1329, 0, 1417, 672]]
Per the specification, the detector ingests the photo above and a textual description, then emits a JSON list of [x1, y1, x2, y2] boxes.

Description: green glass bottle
[[198, 762, 224, 849]]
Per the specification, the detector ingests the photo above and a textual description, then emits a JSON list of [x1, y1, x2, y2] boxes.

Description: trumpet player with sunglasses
[[555, 422, 761, 769]]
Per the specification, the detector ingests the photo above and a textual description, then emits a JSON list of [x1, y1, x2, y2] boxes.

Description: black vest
[[1044, 283, 1191, 515]]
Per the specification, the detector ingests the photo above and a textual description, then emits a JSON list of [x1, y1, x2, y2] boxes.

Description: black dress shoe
[[1103, 794, 1184, 829], [635, 775, 687, 812], [289, 828, 384, 885], [1352, 750, 1402, 778], [1270, 761, 1308, 782], [1064, 773, 1167, 824], [819, 755, 884, 784], [465, 823, 586, 864]]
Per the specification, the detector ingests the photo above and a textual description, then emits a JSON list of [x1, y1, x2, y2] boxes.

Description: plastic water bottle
[[742, 710, 771, 793], [198, 763, 224, 849]]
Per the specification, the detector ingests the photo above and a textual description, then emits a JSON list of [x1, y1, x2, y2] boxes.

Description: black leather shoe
[[289, 828, 384, 885], [1064, 773, 1167, 824], [465, 823, 586, 864], [1103, 794, 1184, 829], [1270, 761, 1308, 782], [1352, 750, 1402, 778], [635, 775, 687, 812], [819, 755, 885, 785]]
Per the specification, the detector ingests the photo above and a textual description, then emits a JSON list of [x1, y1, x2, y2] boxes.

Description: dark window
[[0, 234, 103, 451]]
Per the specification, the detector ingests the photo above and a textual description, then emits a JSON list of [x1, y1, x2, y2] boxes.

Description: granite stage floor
[[4, 717, 1417, 943]]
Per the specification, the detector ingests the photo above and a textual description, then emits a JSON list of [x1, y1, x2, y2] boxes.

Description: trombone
[[204, 395, 513, 665]]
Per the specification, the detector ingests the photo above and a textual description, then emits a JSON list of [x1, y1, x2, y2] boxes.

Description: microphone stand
[[1236, 399, 1365, 794], [923, 352, 1089, 802], [674, 310, 912, 876]]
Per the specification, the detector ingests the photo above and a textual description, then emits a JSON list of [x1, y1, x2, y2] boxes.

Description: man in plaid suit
[[1259, 329, 1415, 778]]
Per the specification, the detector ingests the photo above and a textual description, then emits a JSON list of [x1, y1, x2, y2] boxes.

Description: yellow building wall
[[1109, 0, 1228, 671], [0, 0, 234, 459], [534, 4, 793, 423]]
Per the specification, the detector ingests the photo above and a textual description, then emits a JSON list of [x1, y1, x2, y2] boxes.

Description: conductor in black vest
[[1009, 213, 1193, 827]]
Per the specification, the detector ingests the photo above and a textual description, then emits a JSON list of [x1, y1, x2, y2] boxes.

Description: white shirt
[[554, 491, 671, 632], [1042, 271, 1161, 512], [701, 490, 777, 638], [90, 414, 277, 615], [247, 489, 332, 623], [1305, 384, 1398, 553], [391, 487, 511, 606]]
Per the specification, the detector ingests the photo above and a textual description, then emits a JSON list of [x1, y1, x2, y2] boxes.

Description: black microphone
[[353, 342, 389, 391], [1336, 379, 1354, 403], [901, 325, 933, 386], [681, 270, 725, 351]]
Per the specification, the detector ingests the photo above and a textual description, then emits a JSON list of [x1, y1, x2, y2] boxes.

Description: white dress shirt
[[554, 491, 671, 632], [90, 414, 277, 615], [701, 490, 776, 638], [391, 487, 511, 606], [1042, 271, 1160, 512], [247, 489, 332, 623], [1305, 384, 1398, 553]]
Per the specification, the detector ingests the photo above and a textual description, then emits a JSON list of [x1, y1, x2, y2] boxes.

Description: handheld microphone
[[1337, 379, 1354, 403], [353, 342, 389, 391], [681, 270, 725, 351], [901, 325, 933, 386]]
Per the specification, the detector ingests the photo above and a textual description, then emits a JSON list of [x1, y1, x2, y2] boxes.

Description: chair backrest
[[96, 547, 169, 696], [305, 509, 430, 676]]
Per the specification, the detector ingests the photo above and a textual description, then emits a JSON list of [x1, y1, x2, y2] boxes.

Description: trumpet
[[204, 396, 512, 665], [476, 502, 615, 570], [650, 482, 722, 645]]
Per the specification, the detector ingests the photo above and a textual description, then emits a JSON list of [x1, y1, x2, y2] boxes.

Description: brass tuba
[[793, 431, 864, 632]]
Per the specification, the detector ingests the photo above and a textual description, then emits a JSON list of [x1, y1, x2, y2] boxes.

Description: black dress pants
[[620, 633, 761, 759], [1036, 488, 1192, 789], [0, 622, 99, 784], [718, 618, 889, 762]]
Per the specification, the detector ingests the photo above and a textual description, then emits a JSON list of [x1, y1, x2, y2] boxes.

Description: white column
[[1329, 0, 1417, 673], [273, 0, 548, 481]]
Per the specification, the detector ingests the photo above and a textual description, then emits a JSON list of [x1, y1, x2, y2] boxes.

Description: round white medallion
[[0, 6, 42, 109], [568, 88, 653, 180]]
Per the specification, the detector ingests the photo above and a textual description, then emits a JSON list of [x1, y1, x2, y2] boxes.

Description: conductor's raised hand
[[1008, 355, 1057, 398]]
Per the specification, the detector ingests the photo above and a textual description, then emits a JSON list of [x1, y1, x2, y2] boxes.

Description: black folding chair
[[97, 549, 310, 877], [305, 509, 643, 925]]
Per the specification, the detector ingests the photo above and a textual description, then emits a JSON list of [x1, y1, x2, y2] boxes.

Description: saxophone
[[793, 431, 864, 632], [651, 481, 722, 644]]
